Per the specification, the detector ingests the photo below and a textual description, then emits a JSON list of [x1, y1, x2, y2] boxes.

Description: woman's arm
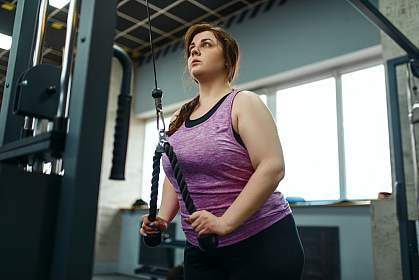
[[220, 91, 285, 232], [159, 108, 182, 223], [158, 177, 180, 222], [140, 177, 179, 236], [188, 91, 285, 236]]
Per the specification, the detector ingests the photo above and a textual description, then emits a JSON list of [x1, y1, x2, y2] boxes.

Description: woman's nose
[[191, 47, 200, 56]]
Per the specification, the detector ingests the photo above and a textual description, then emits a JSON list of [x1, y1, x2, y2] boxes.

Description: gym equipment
[[347, 2, 419, 278], [142, 0, 218, 251], [110, 44, 134, 180], [0, 0, 416, 279], [21, 0, 48, 138], [0, 1, 118, 279]]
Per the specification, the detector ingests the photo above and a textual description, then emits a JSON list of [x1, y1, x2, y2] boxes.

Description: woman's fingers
[[140, 215, 159, 236], [191, 216, 203, 230], [189, 210, 204, 223], [141, 224, 159, 235], [195, 223, 206, 233], [139, 216, 169, 237], [142, 223, 156, 232], [139, 227, 147, 236], [141, 220, 167, 233], [140, 227, 154, 236]]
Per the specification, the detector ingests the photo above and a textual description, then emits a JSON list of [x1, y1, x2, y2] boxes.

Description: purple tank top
[[161, 89, 291, 247]]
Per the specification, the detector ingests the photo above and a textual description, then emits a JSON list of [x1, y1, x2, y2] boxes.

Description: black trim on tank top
[[232, 128, 246, 149], [185, 92, 246, 149]]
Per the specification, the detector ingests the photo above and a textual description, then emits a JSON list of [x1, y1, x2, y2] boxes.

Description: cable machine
[[0, 0, 417, 279]]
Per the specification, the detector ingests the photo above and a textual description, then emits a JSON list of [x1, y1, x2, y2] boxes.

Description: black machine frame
[[0, 0, 118, 280], [385, 55, 419, 280], [0, 0, 418, 279], [347, 1, 419, 279]]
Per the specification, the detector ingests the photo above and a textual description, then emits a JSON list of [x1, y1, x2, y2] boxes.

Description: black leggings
[[183, 214, 305, 280]]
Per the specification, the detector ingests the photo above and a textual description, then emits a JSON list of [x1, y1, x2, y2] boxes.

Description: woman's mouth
[[191, 59, 201, 66]]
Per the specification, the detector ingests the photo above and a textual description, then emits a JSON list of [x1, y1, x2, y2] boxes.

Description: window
[[276, 78, 340, 200], [341, 65, 392, 199], [139, 64, 392, 201], [273, 64, 391, 201]]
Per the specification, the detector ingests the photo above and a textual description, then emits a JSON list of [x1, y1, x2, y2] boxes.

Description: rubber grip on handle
[[198, 234, 219, 251], [110, 95, 132, 180], [143, 231, 162, 247]]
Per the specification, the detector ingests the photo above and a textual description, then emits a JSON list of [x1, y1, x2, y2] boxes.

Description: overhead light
[[51, 21, 65, 30], [0, 33, 12, 50], [49, 0, 70, 9], [1, 2, 16, 11], [132, 51, 141, 59]]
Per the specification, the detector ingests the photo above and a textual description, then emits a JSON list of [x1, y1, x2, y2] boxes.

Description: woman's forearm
[[221, 159, 285, 233], [157, 177, 180, 223]]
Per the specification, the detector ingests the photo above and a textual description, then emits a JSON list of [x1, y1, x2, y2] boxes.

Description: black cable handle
[[109, 45, 133, 180]]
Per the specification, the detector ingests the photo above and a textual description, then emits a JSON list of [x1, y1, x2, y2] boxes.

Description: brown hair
[[167, 23, 240, 136]]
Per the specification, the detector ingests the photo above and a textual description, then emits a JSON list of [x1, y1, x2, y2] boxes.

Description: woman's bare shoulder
[[234, 90, 266, 111]]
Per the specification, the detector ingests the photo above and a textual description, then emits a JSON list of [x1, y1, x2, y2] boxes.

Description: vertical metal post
[[57, 0, 78, 120], [0, 0, 42, 145], [49, 0, 117, 279], [335, 73, 347, 200], [31, 0, 50, 172], [386, 56, 416, 280], [32, 0, 48, 66]]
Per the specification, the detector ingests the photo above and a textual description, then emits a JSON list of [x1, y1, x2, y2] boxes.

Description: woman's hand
[[139, 215, 169, 237], [186, 210, 233, 236]]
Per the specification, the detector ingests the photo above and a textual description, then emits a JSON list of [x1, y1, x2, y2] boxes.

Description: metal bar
[[32, 0, 48, 66], [113, 45, 133, 97], [118, 29, 148, 45], [117, 0, 131, 8], [347, 0, 419, 59], [49, 0, 117, 278], [0, 0, 42, 145], [386, 55, 415, 280], [187, 0, 223, 19], [57, 0, 78, 118], [406, 65, 419, 217], [132, 0, 264, 53], [31, 0, 55, 171], [136, 0, 188, 24], [115, 0, 185, 40], [48, 6, 68, 21], [117, 11, 177, 41], [0, 131, 65, 163]]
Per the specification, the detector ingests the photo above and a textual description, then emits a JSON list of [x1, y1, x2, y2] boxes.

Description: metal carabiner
[[158, 112, 167, 144], [155, 100, 168, 152], [156, 107, 166, 132]]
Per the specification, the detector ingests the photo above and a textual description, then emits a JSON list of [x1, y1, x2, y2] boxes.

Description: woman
[[140, 23, 304, 280]]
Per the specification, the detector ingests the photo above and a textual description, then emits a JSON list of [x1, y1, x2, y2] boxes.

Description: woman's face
[[187, 30, 226, 82]]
